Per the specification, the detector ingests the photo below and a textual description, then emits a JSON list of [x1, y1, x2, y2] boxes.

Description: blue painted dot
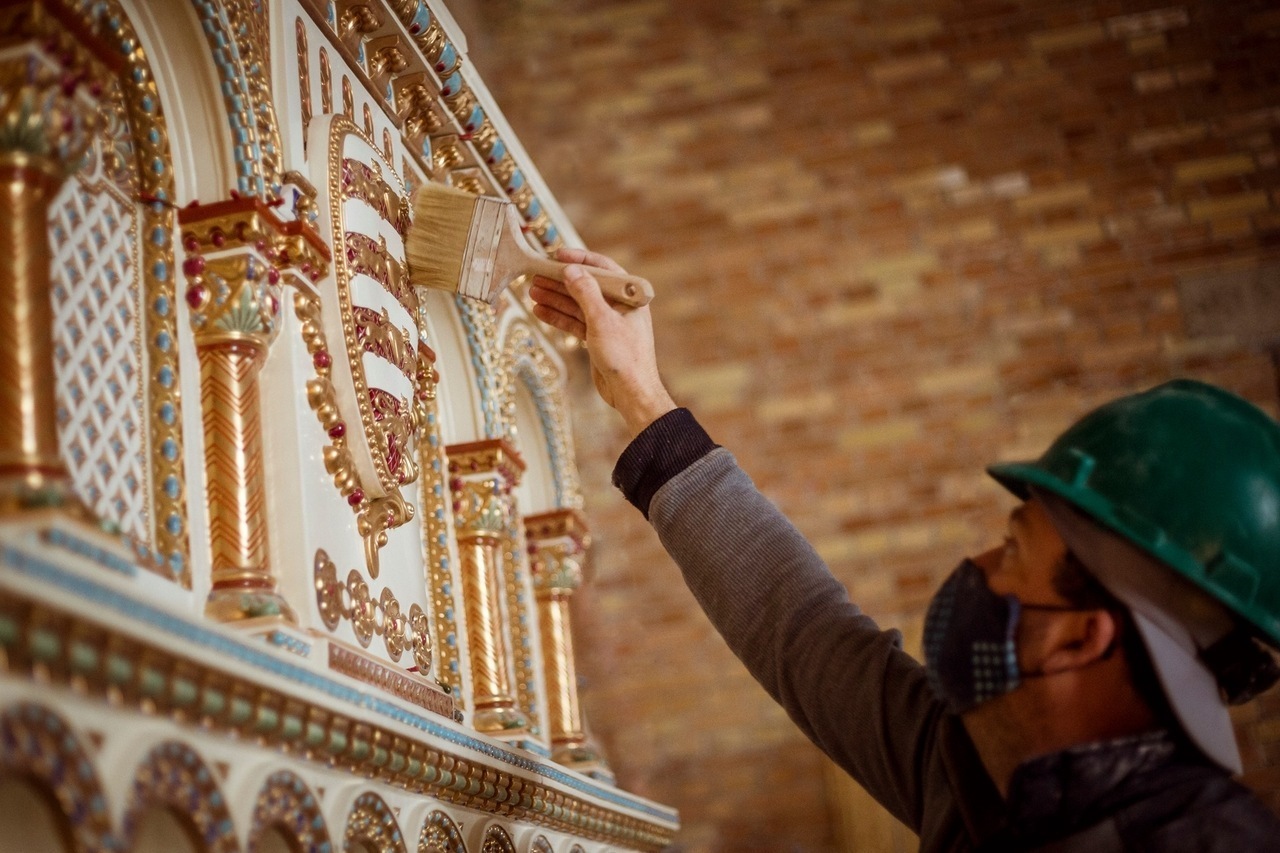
[[165, 513, 182, 534], [141, 95, 154, 113], [159, 403, 176, 424], [155, 332, 171, 351], [151, 158, 164, 175], [150, 226, 167, 246], [157, 367, 173, 388], [170, 552, 184, 574], [152, 260, 167, 281], [164, 475, 179, 498], [154, 296, 170, 316], [162, 439, 178, 461]]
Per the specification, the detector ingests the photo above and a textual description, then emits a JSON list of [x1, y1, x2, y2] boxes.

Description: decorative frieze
[[0, 572, 677, 849]]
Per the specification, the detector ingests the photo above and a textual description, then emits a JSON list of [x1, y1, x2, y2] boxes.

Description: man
[[530, 248, 1280, 851]]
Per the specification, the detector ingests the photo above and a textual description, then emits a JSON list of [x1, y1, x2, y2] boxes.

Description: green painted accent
[[254, 707, 279, 732], [406, 758, 422, 777], [350, 738, 370, 761], [107, 655, 132, 685], [464, 777, 481, 795], [305, 722, 326, 746], [229, 697, 252, 724], [68, 640, 98, 672], [202, 690, 226, 716], [371, 746, 388, 767], [215, 286, 265, 334], [388, 753, 406, 773], [29, 628, 60, 661], [434, 769, 450, 786], [326, 730, 347, 754], [172, 678, 198, 706], [0, 615, 20, 646], [139, 666, 165, 697], [281, 714, 303, 740]]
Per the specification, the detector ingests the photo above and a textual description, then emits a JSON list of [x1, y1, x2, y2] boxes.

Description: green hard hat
[[987, 379, 1280, 648]]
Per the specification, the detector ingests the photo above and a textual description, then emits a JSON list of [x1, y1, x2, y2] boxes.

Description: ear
[[1036, 608, 1119, 675]]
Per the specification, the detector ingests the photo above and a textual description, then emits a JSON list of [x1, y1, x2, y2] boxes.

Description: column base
[[205, 586, 298, 625], [0, 472, 97, 521], [553, 737, 613, 780], [472, 705, 529, 737]]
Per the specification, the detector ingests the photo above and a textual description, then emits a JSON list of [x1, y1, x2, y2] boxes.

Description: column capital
[[446, 438, 526, 490], [179, 196, 332, 347]]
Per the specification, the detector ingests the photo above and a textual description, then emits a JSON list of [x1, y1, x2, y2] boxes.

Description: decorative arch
[[456, 297, 505, 440], [48, 0, 191, 581], [0, 703, 116, 853], [247, 770, 330, 853], [499, 318, 582, 510], [529, 837, 554, 853], [480, 825, 515, 853], [417, 810, 466, 853], [343, 791, 407, 853], [121, 741, 238, 853], [186, 0, 282, 198]]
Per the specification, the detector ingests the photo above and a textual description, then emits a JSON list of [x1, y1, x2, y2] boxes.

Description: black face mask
[[922, 558, 1095, 714]]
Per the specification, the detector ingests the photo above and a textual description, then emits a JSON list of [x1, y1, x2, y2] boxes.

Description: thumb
[[563, 264, 613, 321]]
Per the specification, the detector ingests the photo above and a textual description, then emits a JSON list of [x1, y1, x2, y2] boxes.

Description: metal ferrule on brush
[[460, 196, 507, 303]]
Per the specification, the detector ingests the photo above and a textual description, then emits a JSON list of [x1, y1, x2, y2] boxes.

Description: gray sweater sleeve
[[646, 446, 1001, 844]]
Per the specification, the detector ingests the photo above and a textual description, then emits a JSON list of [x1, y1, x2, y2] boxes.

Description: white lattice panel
[[49, 164, 149, 544]]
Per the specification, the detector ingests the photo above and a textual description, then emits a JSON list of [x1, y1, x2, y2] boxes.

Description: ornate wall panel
[[50, 108, 148, 546], [481, 825, 515, 853], [17, 0, 193, 581], [317, 115, 418, 578]]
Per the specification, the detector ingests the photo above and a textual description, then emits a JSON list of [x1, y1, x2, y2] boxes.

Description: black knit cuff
[[612, 408, 717, 518]]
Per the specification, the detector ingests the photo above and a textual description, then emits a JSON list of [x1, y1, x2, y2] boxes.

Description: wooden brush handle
[[525, 256, 654, 308]]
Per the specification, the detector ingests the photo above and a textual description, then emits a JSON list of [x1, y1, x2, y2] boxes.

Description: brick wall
[[461, 0, 1280, 849]]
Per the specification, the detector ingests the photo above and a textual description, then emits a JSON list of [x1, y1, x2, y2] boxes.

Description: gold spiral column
[[180, 198, 329, 624], [525, 509, 611, 775], [0, 41, 104, 513], [448, 440, 528, 736]]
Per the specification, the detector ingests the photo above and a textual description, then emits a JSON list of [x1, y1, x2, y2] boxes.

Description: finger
[[562, 264, 615, 321], [529, 283, 585, 322], [555, 246, 626, 274], [529, 274, 570, 295], [531, 303, 586, 339]]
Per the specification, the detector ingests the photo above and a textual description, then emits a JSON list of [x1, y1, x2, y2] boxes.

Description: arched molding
[[342, 790, 407, 853], [417, 809, 466, 853], [498, 318, 582, 512], [50, 0, 192, 581], [0, 703, 115, 853], [528, 835, 554, 853], [121, 741, 238, 853], [185, 0, 282, 198], [419, 289, 484, 444], [246, 770, 330, 853], [479, 824, 515, 853]]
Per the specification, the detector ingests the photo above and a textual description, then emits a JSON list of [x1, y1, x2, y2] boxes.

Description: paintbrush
[[407, 181, 654, 308]]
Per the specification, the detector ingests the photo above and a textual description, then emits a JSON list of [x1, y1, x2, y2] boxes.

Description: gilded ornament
[[123, 741, 237, 853], [320, 48, 333, 114], [296, 19, 312, 144], [344, 791, 407, 853], [248, 771, 331, 853]]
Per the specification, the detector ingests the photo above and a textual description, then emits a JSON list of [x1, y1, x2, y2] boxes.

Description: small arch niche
[[0, 775, 71, 853], [130, 805, 201, 853]]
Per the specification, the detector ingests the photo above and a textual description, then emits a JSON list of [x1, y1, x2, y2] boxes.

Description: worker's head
[[926, 379, 1280, 772]]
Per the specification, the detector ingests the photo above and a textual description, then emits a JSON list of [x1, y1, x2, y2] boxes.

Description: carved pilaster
[[180, 197, 330, 624], [448, 439, 527, 736], [526, 509, 610, 775], [0, 38, 104, 514]]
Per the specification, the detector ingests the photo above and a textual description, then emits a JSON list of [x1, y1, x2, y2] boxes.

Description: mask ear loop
[[1015, 601, 1121, 679]]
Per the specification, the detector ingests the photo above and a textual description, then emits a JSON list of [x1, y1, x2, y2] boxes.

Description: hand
[[530, 248, 677, 436]]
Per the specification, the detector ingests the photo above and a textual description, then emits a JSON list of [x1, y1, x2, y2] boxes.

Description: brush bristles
[[407, 182, 483, 295]]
